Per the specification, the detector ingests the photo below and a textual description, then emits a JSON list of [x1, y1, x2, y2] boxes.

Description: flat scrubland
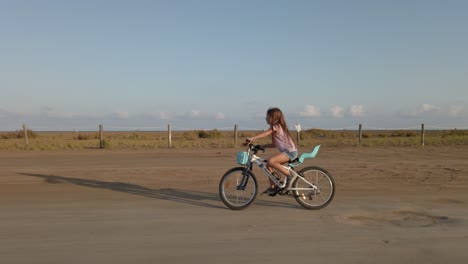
[[1, 129, 468, 150]]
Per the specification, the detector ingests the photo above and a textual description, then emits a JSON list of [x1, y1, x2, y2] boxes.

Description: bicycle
[[219, 143, 335, 210]]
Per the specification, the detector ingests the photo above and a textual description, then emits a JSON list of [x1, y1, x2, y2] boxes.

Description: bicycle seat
[[289, 145, 321, 167]]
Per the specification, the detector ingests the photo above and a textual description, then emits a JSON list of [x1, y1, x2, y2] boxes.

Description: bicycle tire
[[292, 166, 335, 210], [219, 167, 258, 210]]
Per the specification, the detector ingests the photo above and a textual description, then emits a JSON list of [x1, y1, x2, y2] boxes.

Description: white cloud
[[215, 112, 225, 120], [447, 104, 465, 117], [419, 103, 439, 113], [300, 105, 321, 117], [0, 108, 14, 118], [188, 110, 200, 118], [398, 103, 440, 118], [349, 105, 365, 117], [180, 110, 202, 119], [138, 112, 172, 120], [255, 112, 265, 118], [37, 106, 84, 118], [40, 106, 54, 113], [159, 112, 170, 120], [111, 111, 130, 120], [330, 105, 344, 118], [180, 110, 226, 120]]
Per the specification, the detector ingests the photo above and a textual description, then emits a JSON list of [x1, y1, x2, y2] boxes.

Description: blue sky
[[1, 0, 467, 131]]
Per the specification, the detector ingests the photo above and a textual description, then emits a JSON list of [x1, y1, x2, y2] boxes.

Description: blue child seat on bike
[[289, 145, 321, 168]]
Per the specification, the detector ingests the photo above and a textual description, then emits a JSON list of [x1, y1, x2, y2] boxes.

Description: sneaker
[[261, 187, 277, 196]]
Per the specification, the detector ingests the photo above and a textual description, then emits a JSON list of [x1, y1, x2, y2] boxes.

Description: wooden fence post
[[99, 124, 104, 149], [295, 124, 301, 146], [168, 124, 172, 148], [234, 124, 238, 146], [359, 124, 363, 145], [421, 123, 425, 146], [23, 124, 29, 148]]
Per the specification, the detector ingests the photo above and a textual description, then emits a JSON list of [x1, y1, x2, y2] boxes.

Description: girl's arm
[[246, 128, 273, 146]]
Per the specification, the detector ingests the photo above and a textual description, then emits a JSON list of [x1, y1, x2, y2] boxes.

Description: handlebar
[[243, 143, 265, 154]]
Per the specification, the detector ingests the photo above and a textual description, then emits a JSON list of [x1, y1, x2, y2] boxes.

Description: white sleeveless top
[[272, 125, 297, 153]]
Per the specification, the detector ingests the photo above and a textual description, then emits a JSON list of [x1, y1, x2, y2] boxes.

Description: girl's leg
[[266, 152, 290, 187]]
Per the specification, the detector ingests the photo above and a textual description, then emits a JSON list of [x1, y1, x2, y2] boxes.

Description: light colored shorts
[[282, 150, 298, 161]]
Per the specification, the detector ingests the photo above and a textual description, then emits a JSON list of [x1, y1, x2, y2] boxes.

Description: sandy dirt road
[[1, 146, 467, 263]]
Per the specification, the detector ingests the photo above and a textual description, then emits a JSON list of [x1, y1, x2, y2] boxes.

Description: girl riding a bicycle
[[247, 107, 298, 195]]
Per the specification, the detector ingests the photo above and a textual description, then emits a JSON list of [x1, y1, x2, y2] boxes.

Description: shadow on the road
[[18, 173, 299, 210], [18, 173, 226, 209]]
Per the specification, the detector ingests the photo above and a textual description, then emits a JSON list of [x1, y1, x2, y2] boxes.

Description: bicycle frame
[[249, 154, 285, 188], [245, 151, 318, 192]]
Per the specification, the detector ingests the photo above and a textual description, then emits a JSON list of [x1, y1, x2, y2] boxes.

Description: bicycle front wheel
[[293, 166, 335, 210], [219, 167, 258, 210]]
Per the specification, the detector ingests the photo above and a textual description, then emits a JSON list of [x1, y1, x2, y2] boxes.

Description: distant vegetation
[[197, 129, 222, 139], [0, 129, 38, 139], [0, 128, 467, 150]]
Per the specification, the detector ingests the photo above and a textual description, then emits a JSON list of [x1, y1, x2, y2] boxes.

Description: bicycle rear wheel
[[219, 167, 258, 210], [293, 166, 335, 210]]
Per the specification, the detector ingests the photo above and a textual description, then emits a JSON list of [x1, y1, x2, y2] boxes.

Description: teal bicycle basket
[[236, 151, 250, 165]]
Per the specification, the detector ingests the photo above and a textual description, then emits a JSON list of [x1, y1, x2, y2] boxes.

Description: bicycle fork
[[236, 169, 251, 191]]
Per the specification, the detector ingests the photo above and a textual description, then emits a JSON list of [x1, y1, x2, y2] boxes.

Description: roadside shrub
[[239, 132, 257, 138], [390, 131, 417, 137], [128, 132, 145, 140], [442, 129, 468, 137], [75, 134, 90, 140], [197, 129, 222, 139], [301, 129, 345, 139], [101, 140, 110, 148], [181, 131, 198, 140]]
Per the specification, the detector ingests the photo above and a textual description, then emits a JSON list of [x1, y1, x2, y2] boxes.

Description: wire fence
[[2, 123, 467, 150], [3, 122, 468, 133]]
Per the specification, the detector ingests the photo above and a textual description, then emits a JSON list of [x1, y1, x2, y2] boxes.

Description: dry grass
[[0, 129, 467, 150]]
